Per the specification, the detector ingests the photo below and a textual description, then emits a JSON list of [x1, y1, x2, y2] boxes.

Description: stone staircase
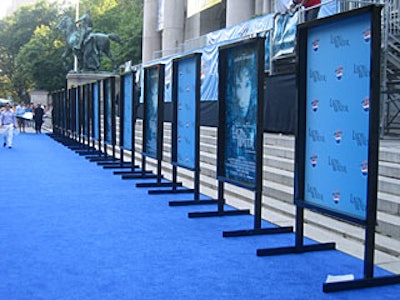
[[130, 120, 400, 274]]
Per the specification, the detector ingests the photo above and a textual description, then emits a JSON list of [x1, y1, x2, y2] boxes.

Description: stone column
[[143, 0, 161, 63], [162, 0, 185, 57], [226, 0, 255, 27]]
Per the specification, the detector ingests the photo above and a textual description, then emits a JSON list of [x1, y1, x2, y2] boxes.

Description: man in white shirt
[[0, 103, 17, 148]]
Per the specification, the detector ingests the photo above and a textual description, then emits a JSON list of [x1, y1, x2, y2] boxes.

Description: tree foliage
[[0, 0, 143, 101]]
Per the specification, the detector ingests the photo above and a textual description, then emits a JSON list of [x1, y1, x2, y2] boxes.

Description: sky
[[0, 0, 11, 19]]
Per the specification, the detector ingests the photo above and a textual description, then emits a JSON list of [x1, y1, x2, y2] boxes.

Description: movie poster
[[223, 43, 258, 187], [144, 67, 159, 158]]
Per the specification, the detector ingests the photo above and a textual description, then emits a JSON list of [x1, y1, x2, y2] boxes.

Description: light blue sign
[[304, 12, 372, 221], [123, 73, 133, 150], [176, 56, 198, 170]]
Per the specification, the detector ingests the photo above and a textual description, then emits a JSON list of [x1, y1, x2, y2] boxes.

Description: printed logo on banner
[[330, 34, 350, 48], [335, 65, 344, 80], [354, 64, 369, 78], [310, 154, 318, 167], [352, 130, 368, 146], [312, 38, 320, 51], [333, 129, 342, 144], [363, 26, 371, 42], [311, 98, 319, 111], [309, 69, 327, 82], [328, 156, 347, 173], [330, 98, 349, 113], [350, 193, 365, 212], [308, 128, 325, 142], [332, 189, 340, 204], [361, 160, 368, 176], [361, 96, 370, 112], [307, 184, 323, 201]]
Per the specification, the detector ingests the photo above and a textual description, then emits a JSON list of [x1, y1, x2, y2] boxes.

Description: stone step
[[379, 160, 400, 179]]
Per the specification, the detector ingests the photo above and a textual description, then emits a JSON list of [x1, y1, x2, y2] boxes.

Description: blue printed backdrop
[[144, 67, 159, 158], [123, 74, 133, 150], [304, 12, 372, 221], [176, 56, 197, 169], [93, 82, 99, 140], [75, 88, 79, 135], [104, 79, 112, 144]]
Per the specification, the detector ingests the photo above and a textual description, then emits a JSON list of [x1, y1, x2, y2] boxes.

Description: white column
[[226, 0, 255, 27], [162, 0, 185, 57], [143, 0, 161, 63]]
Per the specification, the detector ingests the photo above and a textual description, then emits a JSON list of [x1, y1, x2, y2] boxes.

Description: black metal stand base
[[113, 168, 142, 175], [169, 199, 218, 206], [188, 209, 250, 218], [323, 274, 400, 293], [256, 242, 336, 257], [136, 182, 183, 188], [149, 188, 195, 195], [101, 162, 132, 168], [121, 173, 158, 180], [223, 226, 293, 237]]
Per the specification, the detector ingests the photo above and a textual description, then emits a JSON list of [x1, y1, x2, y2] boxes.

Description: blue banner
[[93, 82, 99, 140], [304, 12, 372, 221], [144, 67, 159, 157], [104, 79, 112, 144], [123, 73, 133, 150], [176, 56, 198, 169]]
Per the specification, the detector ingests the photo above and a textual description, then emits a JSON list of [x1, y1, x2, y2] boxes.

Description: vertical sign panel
[[123, 73, 133, 150], [218, 39, 262, 189], [298, 9, 378, 222], [176, 56, 198, 169], [144, 66, 160, 158], [104, 78, 112, 144], [93, 82, 99, 141]]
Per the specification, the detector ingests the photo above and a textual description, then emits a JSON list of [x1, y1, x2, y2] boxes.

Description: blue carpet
[[0, 133, 399, 299]]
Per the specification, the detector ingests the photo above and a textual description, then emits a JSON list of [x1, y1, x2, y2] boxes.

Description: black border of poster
[[256, 5, 400, 293]]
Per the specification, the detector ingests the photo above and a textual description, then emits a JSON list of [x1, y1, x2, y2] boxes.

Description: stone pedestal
[[66, 72, 116, 89]]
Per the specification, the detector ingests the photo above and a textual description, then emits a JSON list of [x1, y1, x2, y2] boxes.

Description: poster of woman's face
[[223, 43, 259, 187]]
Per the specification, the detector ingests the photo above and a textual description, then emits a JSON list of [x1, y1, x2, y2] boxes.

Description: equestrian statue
[[56, 9, 123, 72]]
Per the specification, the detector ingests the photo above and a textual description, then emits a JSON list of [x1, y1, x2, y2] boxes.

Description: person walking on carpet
[[0, 102, 17, 148], [34, 103, 45, 134]]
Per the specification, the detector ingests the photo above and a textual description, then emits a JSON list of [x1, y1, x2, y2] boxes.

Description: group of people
[[0, 101, 46, 148]]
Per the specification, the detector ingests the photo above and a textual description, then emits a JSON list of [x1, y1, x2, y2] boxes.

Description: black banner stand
[[101, 75, 137, 170], [115, 75, 154, 178], [190, 38, 292, 233], [88, 77, 119, 164], [258, 5, 400, 293], [163, 53, 217, 202], [134, 64, 181, 188]]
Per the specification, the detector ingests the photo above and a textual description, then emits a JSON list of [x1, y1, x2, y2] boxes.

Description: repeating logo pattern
[[304, 13, 373, 221]]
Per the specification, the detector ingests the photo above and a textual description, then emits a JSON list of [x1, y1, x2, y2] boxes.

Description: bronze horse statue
[[56, 13, 123, 72]]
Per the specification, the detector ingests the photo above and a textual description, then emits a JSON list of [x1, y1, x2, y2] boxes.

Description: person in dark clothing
[[34, 104, 45, 133]]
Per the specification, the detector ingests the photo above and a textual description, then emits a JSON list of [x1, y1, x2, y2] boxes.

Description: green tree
[[16, 25, 67, 92], [0, 0, 59, 100]]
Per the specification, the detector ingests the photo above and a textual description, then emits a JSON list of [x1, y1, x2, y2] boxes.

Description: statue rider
[[75, 9, 93, 50]]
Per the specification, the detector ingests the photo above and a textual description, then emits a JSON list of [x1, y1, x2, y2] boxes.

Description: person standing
[[15, 101, 26, 133], [34, 103, 45, 134], [0, 102, 17, 148]]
